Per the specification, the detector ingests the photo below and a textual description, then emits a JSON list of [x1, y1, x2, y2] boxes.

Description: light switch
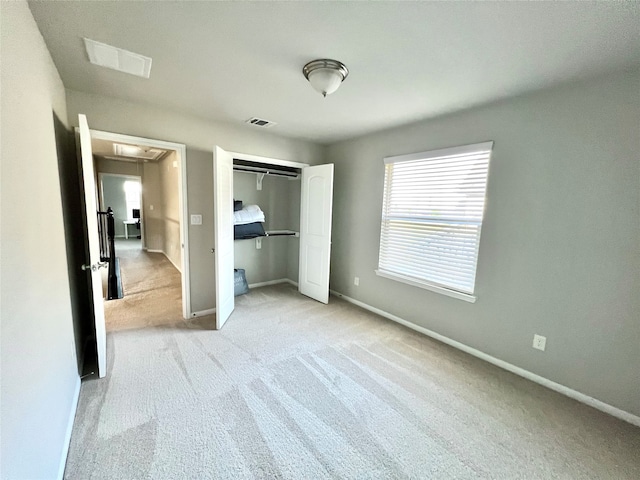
[[190, 214, 202, 225], [172, 160, 178, 168], [149, 204, 154, 211]]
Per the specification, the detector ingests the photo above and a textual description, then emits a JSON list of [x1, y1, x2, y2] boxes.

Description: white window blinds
[[377, 142, 493, 300]]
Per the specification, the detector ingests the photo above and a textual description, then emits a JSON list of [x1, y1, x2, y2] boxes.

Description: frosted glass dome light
[[303, 59, 349, 97]]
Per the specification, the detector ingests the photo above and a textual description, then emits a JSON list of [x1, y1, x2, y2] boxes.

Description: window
[[376, 142, 493, 302], [123, 180, 141, 220]]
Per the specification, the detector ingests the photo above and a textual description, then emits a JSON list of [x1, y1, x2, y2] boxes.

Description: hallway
[[104, 239, 183, 331]]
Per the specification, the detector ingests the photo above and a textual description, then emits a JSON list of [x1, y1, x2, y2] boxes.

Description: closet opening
[[213, 146, 334, 329], [231, 155, 305, 302]]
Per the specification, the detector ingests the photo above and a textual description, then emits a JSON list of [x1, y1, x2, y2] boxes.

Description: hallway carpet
[[104, 240, 183, 331], [66, 284, 640, 479]]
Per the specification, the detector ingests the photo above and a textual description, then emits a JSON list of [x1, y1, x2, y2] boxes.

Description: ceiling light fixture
[[302, 59, 349, 97]]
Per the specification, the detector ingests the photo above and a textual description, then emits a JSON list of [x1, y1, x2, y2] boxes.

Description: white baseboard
[[165, 253, 182, 273], [188, 279, 298, 318], [248, 278, 297, 289], [329, 289, 640, 428], [191, 307, 216, 318], [145, 249, 182, 273], [57, 375, 81, 480]]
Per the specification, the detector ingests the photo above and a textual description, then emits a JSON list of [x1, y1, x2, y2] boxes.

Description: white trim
[[375, 269, 476, 303], [57, 376, 81, 480], [177, 144, 190, 319], [329, 289, 640, 428], [164, 252, 182, 273], [248, 278, 291, 289], [190, 279, 298, 318], [89, 129, 191, 319], [91, 129, 186, 152], [145, 249, 181, 273], [227, 150, 309, 169], [384, 141, 494, 165], [191, 307, 216, 318]]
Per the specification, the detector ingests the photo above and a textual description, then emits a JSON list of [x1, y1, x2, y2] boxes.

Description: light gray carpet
[[104, 239, 182, 332], [65, 284, 640, 479]]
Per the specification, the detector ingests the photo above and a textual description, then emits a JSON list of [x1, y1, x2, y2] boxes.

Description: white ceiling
[[29, 1, 640, 144]]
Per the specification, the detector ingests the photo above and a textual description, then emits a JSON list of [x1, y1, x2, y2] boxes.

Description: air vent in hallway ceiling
[[245, 117, 277, 128], [84, 38, 152, 78]]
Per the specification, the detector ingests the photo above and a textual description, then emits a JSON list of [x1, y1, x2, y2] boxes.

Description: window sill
[[375, 270, 476, 303]]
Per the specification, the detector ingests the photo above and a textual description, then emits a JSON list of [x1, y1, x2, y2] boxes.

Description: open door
[[213, 146, 235, 328], [77, 114, 107, 377], [299, 164, 334, 304]]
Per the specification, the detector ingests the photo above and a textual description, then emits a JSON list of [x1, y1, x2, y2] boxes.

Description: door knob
[[82, 262, 108, 272]]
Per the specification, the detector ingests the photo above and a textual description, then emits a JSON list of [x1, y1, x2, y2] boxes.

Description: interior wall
[[96, 157, 141, 176], [65, 90, 325, 314], [100, 174, 132, 237], [159, 151, 181, 270], [143, 161, 163, 251], [0, 2, 79, 478], [95, 158, 146, 244], [326, 69, 640, 417]]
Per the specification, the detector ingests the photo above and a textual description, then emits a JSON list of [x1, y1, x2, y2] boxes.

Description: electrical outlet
[[354, 276, 360, 286], [533, 334, 546, 351], [255, 238, 262, 249], [190, 214, 202, 225]]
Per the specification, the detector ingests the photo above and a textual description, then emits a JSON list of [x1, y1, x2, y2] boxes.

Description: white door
[[213, 146, 235, 328], [299, 164, 334, 304], [77, 114, 107, 378]]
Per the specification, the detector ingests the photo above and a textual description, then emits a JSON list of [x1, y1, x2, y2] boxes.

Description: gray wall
[[0, 2, 79, 478], [96, 157, 141, 176], [326, 69, 640, 417], [142, 161, 163, 251], [159, 151, 182, 269], [95, 158, 173, 257], [65, 90, 325, 314], [100, 174, 131, 238]]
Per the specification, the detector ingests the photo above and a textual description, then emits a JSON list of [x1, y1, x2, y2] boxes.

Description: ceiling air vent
[[245, 117, 276, 128], [84, 38, 152, 78]]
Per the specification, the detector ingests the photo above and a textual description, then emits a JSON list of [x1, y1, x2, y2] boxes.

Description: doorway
[[90, 130, 191, 330]]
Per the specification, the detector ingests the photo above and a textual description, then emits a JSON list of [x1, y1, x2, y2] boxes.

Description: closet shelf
[[265, 230, 299, 237]]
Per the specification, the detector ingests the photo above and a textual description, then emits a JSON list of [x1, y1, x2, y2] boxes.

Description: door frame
[[97, 172, 144, 244], [227, 150, 309, 170], [211, 148, 311, 322], [91, 129, 192, 319]]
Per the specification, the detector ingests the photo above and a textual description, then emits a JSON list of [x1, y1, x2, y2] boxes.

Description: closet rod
[[232, 165, 299, 178]]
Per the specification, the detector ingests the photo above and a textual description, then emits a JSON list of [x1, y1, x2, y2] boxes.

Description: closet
[[213, 146, 334, 329]]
